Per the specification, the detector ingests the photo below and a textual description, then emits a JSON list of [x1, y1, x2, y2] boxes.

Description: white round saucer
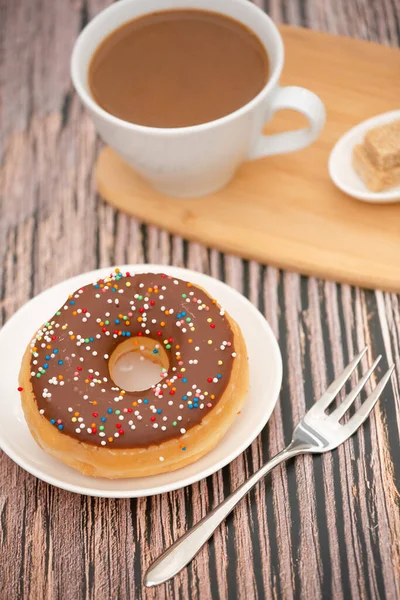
[[328, 109, 400, 203], [0, 265, 282, 498]]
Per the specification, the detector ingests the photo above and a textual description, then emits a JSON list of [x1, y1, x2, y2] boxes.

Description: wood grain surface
[[96, 27, 400, 294], [0, 1, 399, 599]]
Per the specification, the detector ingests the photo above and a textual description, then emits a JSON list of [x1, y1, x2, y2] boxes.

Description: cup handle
[[249, 85, 326, 159]]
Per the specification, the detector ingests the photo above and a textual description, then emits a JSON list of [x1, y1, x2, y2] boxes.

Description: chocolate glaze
[[28, 271, 236, 448]]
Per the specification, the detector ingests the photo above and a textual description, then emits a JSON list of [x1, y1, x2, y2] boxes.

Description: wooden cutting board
[[96, 25, 400, 293]]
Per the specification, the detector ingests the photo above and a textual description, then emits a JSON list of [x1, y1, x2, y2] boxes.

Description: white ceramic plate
[[0, 265, 282, 498], [328, 109, 400, 203]]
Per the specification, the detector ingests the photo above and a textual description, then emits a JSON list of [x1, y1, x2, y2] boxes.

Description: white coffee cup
[[71, 0, 326, 198]]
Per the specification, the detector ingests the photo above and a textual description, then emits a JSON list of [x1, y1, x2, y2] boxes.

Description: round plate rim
[[328, 109, 400, 203], [0, 264, 282, 497]]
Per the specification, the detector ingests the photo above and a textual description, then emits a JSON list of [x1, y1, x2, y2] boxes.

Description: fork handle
[[144, 443, 304, 587]]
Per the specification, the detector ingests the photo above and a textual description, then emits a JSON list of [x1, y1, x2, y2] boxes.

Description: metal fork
[[144, 346, 394, 587]]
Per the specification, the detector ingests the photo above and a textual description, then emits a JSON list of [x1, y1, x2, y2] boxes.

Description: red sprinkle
[[150, 416, 156, 422], [210, 324, 215, 329], [168, 337, 173, 343], [150, 300, 155, 306], [169, 390, 175, 395], [92, 428, 97, 434], [51, 336, 56, 341], [119, 429, 124, 435], [139, 307, 145, 313], [17, 387, 23, 392], [157, 331, 162, 336], [116, 423, 122, 429], [77, 366, 82, 371], [138, 332, 143, 337], [102, 327, 107, 332], [92, 412, 98, 417], [207, 377, 213, 383], [82, 308, 87, 313], [128, 408, 133, 413]]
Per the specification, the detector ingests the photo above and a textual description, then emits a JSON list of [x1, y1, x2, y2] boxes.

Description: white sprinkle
[[180, 428, 186, 434], [159, 456, 164, 462]]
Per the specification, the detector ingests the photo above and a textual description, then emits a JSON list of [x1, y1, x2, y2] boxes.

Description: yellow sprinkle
[[72, 417, 77, 423], [208, 340, 212, 345], [207, 318, 212, 323], [126, 282, 131, 287], [62, 325, 67, 330], [218, 360, 223, 365]]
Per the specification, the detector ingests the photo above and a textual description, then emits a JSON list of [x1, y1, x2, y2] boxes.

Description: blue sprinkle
[[181, 312, 186, 317], [182, 378, 187, 383], [126, 332, 131, 337], [157, 409, 162, 414], [143, 399, 149, 404], [182, 446, 186, 451], [194, 403, 199, 408], [95, 284, 100, 289], [45, 355, 50, 360], [188, 405, 193, 410], [122, 332, 126, 337], [58, 360, 63, 366], [217, 374, 222, 379], [101, 417, 107, 422], [54, 349, 59, 355], [89, 337, 94, 342], [194, 397, 199, 402], [153, 349, 158, 354], [115, 319, 120, 324], [43, 363, 49, 369], [58, 424, 64, 430], [69, 300, 75, 305], [182, 395, 187, 401], [50, 419, 56, 425], [107, 408, 113, 414]]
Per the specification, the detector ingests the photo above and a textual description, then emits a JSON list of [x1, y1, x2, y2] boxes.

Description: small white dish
[[328, 109, 400, 203], [0, 264, 282, 498]]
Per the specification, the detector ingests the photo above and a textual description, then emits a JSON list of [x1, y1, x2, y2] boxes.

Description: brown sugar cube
[[364, 119, 400, 170], [352, 143, 400, 192]]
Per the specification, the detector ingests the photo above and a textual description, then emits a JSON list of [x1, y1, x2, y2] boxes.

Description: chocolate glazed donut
[[19, 271, 249, 478]]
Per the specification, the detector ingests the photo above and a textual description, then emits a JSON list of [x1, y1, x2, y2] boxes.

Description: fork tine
[[312, 346, 368, 414], [344, 365, 395, 433], [330, 355, 381, 421]]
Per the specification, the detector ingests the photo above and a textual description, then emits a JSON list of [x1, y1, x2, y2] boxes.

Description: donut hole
[[108, 337, 169, 392]]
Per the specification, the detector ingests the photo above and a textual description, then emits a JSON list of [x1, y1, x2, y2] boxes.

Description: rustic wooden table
[[1, 1, 399, 599]]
